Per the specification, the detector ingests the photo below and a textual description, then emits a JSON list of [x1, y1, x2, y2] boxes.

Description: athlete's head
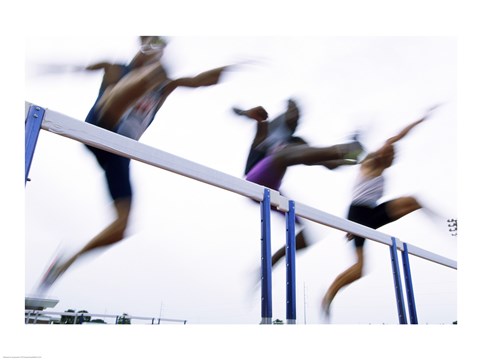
[[131, 36, 167, 67], [139, 36, 167, 56], [139, 36, 167, 49]]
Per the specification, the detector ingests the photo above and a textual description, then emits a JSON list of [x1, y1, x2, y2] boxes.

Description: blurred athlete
[[233, 99, 364, 268], [37, 36, 232, 292], [321, 106, 439, 320]]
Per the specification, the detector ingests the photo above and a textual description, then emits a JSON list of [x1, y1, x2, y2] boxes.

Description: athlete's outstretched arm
[[162, 65, 232, 96], [386, 105, 439, 145], [85, 62, 112, 71], [85, 62, 128, 90], [232, 106, 269, 147], [386, 118, 425, 145]]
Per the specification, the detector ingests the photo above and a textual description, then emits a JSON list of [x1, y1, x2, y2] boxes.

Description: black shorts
[[347, 202, 394, 248], [85, 107, 132, 201]]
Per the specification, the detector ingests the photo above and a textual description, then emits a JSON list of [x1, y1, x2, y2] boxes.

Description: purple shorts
[[245, 155, 284, 190], [246, 155, 303, 225]]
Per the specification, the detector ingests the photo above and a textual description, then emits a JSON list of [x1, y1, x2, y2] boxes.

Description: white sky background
[[25, 35, 458, 324], [4, 0, 480, 359]]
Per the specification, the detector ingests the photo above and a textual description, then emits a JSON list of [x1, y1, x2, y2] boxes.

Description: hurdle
[[25, 102, 457, 324]]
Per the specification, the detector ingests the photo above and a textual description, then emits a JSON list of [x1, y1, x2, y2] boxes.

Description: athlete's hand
[[235, 106, 268, 122], [422, 102, 443, 121]]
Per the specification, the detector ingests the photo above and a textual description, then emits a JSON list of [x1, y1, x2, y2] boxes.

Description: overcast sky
[[5, 1, 480, 359], [24, 34, 458, 325]]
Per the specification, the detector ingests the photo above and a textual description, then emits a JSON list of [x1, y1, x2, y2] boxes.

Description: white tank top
[[351, 173, 385, 207]]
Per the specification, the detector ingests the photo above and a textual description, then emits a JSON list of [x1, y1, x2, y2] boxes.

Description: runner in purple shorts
[[233, 99, 364, 268]]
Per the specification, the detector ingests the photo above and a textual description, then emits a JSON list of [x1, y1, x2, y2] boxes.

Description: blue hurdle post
[[286, 200, 297, 324], [390, 237, 408, 324], [402, 243, 418, 324], [25, 104, 45, 185], [260, 188, 273, 324]]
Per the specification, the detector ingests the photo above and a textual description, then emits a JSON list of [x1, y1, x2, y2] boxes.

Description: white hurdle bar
[[25, 102, 457, 323]]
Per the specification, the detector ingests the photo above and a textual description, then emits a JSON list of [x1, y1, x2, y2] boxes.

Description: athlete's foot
[[322, 159, 358, 169], [341, 139, 365, 162], [36, 255, 64, 295], [232, 106, 268, 122], [320, 296, 332, 323]]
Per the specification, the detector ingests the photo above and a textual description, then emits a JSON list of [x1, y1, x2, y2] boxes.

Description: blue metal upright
[[401, 243, 418, 324], [25, 104, 45, 185], [286, 200, 297, 324], [389, 237, 408, 324], [260, 188, 273, 324]]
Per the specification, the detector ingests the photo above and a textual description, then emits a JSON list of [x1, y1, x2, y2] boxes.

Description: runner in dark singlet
[[233, 99, 364, 268], [38, 36, 233, 292]]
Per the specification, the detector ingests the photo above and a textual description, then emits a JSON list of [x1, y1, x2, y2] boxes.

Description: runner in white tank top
[[321, 105, 441, 320]]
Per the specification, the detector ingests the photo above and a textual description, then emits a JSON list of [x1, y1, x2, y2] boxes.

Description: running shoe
[[342, 140, 365, 162], [36, 255, 64, 294], [320, 297, 332, 324], [322, 159, 358, 169]]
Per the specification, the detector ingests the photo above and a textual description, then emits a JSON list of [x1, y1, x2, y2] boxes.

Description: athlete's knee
[[351, 250, 365, 279], [351, 261, 364, 279], [114, 198, 132, 218], [409, 196, 422, 210], [387, 196, 421, 220], [401, 196, 422, 214], [115, 214, 130, 236], [102, 220, 128, 247]]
